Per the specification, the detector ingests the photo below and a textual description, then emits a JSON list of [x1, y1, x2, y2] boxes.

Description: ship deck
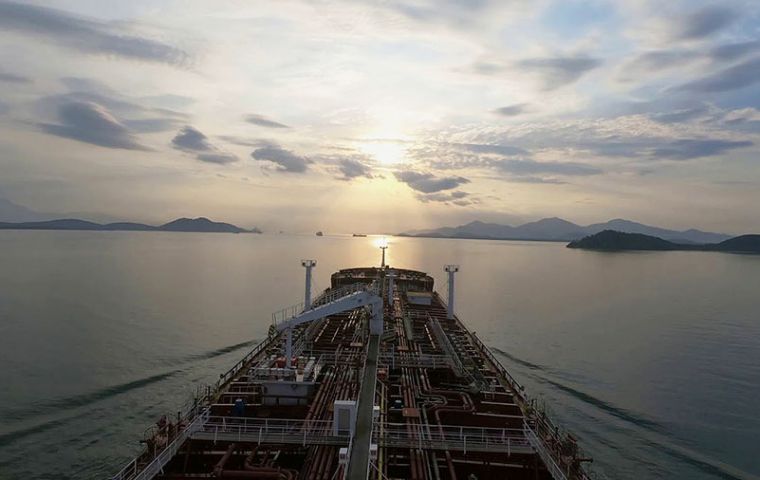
[[112, 266, 590, 480]]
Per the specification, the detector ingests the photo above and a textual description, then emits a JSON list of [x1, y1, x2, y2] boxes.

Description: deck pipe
[[221, 467, 296, 480], [213, 443, 237, 477]]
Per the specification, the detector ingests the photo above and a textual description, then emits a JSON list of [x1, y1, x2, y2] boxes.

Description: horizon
[[0, 206, 746, 237], [1, 1, 760, 233]]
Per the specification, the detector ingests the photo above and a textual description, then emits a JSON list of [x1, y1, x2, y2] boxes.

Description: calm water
[[0, 231, 759, 479]]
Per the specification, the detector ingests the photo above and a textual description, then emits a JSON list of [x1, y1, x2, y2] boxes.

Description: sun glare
[[373, 236, 389, 248], [359, 140, 406, 165]]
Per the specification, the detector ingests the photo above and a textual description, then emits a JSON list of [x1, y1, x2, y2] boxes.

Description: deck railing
[[428, 316, 466, 376], [189, 416, 532, 455], [524, 421, 569, 480], [377, 422, 531, 454], [111, 409, 210, 480], [192, 416, 350, 446], [469, 332, 526, 400], [378, 352, 452, 369], [215, 337, 273, 390]]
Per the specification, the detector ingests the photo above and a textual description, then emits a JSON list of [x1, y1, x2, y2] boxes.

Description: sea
[[0, 231, 758, 479]]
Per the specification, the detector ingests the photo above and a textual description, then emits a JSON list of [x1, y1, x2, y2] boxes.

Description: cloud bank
[[0, 1, 189, 66], [172, 126, 238, 164], [38, 101, 147, 150]]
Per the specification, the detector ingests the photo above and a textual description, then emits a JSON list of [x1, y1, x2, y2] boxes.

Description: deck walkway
[[346, 334, 380, 480]]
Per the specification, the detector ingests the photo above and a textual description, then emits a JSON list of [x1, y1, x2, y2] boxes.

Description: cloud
[[495, 159, 602, 176], [245, 114, 289, 129], [408, 141, 529, 171], [217, 135, 266, 147], [0, 70, 31, 84], [196, 153, 238, 165], [574, 136, 753, 160], [471, 61, 503, 75], [722, 108, 760, 125], [384, 0, 491, 26], [508, 176, 567, 184], [251, 144, 311, 173], [0, 1, 189, 66], [455, 112, 757, 163], [650, 106, 710, 124], [620, 50, 699, 78], [650, 139, 752, 160], [37, 78, 189, 133], [417, 190, 473, 205], [620, 41, 760, 82], [37, 101, 147, 150], [409, 140, 603, 179], [674, 5, 738, 40], [493, 103, 527, 116], [171, 126, 238, 164], [457, 143, 528, 156], [709, 40, 760, 62], [172, 126, 214, 151], [338, 158, 373, 180], [677, 57, 760, 93], [517, 55, 601, 90], [394, 170, 470, 193], [123, 118, 183, 133]]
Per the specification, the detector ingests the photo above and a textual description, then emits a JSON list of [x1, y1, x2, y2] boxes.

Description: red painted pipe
[[214, 443, 237, 477]]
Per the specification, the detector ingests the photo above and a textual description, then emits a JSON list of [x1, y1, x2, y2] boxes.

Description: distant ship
[[316, 231, 324, 236], [111, 247, 593, 480], [352, 233, 367, 237]]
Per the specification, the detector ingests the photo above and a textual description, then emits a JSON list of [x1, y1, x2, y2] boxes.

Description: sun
[[358, 139, 407, 165], [373, 236, 389, 249]]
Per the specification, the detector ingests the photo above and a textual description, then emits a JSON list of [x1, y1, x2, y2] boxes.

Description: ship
[[316, 231, 324, 236], [352, 233, 367, 237], [111, 248, 593, 480]]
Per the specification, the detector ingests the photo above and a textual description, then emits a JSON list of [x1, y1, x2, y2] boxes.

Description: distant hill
[[0, 217, 262, 234], [583, 219, 729, 244], [567, 230, 682, 250], [0, 218, 104, 230], [567, 230, 760, 253], [401, 217, 731, 244], [160, 217, 247, 233], [712, 234, 760, 253]]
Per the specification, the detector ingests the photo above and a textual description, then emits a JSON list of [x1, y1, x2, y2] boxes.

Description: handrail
[[428, 316, 465, 376], [191, 416, 530, 454], [470, 332, 525, 399], [524, 421, 568, 480], [111, 409, 210, 480], [215, 337, 273, 390]]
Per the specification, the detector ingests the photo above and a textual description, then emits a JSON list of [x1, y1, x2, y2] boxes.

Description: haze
[[1, 0, 759, 233]]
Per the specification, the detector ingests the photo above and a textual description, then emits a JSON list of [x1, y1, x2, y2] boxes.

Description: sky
[[0, 0, 759, 234]]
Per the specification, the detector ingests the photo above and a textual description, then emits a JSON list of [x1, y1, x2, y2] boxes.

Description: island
[[567, 230, 760, 253], [0, 217, 262, 234]]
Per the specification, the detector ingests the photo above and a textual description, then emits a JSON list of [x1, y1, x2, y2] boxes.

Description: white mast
[[444, 265, 459, 319], [378, 238, 388, 268], [302, 259, 317, 309], [287, 259, 316, 368]]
